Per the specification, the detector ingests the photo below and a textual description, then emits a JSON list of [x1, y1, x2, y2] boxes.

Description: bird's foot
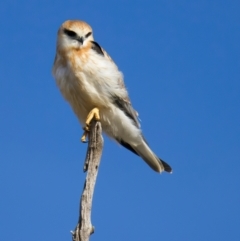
[[81, 108, 100, 143], [85, 107, 100, 125], [81, 127, 89, 143]]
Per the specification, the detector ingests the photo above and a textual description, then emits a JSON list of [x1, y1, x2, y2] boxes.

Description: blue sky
[[0, 1, 239, 240]]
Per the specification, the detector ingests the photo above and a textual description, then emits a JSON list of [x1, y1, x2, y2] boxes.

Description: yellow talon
[[81, 130, 88, 143], [81, 108, 100, 143], [85, 107, 100, 126]]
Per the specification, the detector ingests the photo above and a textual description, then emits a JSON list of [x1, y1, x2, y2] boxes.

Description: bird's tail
[[132, 139, 172, 173]]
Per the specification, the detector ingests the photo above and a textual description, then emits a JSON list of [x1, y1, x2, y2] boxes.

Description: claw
[[80, 108, 100, 143], [85, 108, 100, 126], [81, 130, 88, 143]]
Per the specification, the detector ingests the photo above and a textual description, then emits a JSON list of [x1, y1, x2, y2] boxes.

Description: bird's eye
[[85, 32, 92, 38], [63, 29, 77, 38]]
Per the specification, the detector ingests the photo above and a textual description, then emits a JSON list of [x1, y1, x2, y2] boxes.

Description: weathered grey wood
[[72, 121, 103, 241]]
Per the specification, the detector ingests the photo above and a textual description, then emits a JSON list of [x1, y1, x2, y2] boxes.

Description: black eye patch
[[63, 29, 77, 38], [85, 32, 92, 38]]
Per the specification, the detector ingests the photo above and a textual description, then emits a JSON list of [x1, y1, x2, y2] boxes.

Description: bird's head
[[56, 20, 94, 51]]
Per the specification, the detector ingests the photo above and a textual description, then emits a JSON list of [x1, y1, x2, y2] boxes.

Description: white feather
[[52, 20, 172, 173]]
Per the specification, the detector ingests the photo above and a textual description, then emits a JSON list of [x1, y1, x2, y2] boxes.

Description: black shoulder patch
[[91, 41, 104, 56]]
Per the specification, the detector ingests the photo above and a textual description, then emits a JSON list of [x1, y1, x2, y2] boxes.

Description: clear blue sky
[[0, 1, 239, 240]]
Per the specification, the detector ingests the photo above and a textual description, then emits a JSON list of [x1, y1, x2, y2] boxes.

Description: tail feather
[[159, 158, 172, 173], [118, 138, 172, 173]]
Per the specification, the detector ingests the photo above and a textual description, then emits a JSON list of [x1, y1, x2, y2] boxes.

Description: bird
[[52, 20, 172, 173]]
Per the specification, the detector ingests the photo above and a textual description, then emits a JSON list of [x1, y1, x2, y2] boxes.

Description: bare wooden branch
[[72, 121, 103, 241]]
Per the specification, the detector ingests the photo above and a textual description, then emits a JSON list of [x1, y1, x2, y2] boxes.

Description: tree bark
[[72, 121, 103, 241]]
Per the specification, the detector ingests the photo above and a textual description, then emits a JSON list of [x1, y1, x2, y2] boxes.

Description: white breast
[[53, 51, 123, 123], [53, 49, 141, 142]]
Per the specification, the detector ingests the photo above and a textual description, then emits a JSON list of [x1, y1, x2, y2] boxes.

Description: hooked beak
[[77, 37, 84, 44]]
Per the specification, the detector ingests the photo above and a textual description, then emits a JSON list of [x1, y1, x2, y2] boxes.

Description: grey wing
[[103, 51, 140, 128], [91, 41, 140, 128], [111, 95, 140, 128]]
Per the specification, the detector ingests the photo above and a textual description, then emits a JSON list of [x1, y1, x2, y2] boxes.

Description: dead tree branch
[[72, 121, 103, 241]]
